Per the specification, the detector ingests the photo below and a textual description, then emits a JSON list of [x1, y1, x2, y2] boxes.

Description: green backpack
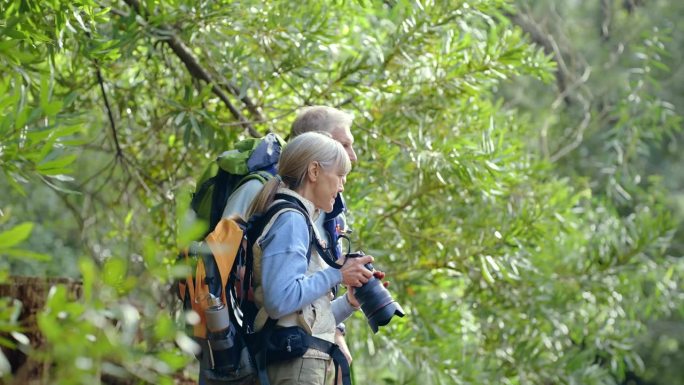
[[191, 133, 286, 235]]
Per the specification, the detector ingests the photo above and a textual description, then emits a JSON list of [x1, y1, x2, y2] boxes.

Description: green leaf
[[103, 257, 127, 287], [26, 127, 55, 143], [14, 108, 28, 130], [124, 210, 134, 229], [1, 248, 51, 261], [79, 258, 98, 303], [154, 313, 175, 341], [43, 100, 63, 116], [40, 74, 50, 113], [479, 254, 495, 284], [36, 154, 78, 175], [0, 335, 17, 349], [0, 222, 34, 248], [3, 169, 27, 196]]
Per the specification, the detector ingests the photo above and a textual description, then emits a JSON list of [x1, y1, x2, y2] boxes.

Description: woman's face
[[310, 162, 347, 213]]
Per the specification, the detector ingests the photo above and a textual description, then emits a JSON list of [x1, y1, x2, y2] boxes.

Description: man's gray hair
[[290, 106, 354, 137]]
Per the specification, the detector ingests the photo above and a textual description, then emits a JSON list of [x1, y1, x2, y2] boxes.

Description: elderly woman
[[246, 131, 373, 385]]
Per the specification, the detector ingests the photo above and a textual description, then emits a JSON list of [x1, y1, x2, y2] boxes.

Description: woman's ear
[[307, 161, 319, 182]]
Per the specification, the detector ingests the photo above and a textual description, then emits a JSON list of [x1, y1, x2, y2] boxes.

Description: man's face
[[330, 126, 357, 163]]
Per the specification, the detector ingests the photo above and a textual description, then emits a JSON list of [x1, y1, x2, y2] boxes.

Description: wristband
[[336, 323, 346, 336]]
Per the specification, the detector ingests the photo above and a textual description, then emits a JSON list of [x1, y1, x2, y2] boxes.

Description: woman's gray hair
[[247, 132, 351, 217], [279, 131, 351, 189]]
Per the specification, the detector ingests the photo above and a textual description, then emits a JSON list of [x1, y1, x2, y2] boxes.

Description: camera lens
[[346, 253, 405, 333]]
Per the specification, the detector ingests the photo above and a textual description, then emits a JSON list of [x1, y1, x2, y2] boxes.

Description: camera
[[346, 251, 405, 333]]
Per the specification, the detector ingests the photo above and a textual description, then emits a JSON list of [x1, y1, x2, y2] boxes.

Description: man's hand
[[372, 270, 390, 288]]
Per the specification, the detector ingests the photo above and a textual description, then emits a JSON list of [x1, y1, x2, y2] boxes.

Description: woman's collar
[[275, 187, 319, 219]]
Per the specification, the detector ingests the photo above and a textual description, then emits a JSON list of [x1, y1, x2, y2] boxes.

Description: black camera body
[[346, 251, 405, 333]]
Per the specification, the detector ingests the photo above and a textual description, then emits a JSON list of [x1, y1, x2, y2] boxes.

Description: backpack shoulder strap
[[238, 169, 273, 187], [247, 198, 315, 263], [238, 200, 314, 338], [266, 194, 340, 269]]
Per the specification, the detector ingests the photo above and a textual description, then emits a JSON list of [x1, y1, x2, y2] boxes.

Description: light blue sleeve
[[221, 179, 264, 219], [331, 295, 357, 324], [260, 211, 343, 319]]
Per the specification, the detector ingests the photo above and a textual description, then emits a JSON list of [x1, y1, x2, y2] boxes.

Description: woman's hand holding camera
[[345, 287, 361, 308], [340, 254, 374, 287]]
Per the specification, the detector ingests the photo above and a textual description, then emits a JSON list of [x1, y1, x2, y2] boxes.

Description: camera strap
[[307, 337, 351, 385]]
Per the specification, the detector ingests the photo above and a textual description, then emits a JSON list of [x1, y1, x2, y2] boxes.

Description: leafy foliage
[[0, 0, 682, 384]]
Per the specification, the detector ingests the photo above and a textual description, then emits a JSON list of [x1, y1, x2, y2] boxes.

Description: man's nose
[[348, 148, 357, 163]]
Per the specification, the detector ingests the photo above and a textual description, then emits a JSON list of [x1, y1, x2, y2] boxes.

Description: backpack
[[177, 194, 352, 385], [191, 133, 286, 236]]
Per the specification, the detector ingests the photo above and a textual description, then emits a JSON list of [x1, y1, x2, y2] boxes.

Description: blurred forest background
[[1, 0, 682, 384]]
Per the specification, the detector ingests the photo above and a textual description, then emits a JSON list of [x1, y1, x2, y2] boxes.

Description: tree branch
[[600, 0, 612, 41], [623, 0, 642, 14], [506, 11, 573, 106], [549, 96, 592, 162], [120, 0, 262, 137], [94, 63, 124, 158], [163, 36, 260, 137]]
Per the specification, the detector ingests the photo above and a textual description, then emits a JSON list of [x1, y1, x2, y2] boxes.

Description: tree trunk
[[1, 276, 82, 385], [1, 276, 196, 385]]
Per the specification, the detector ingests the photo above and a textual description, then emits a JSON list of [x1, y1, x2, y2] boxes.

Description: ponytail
[[246, 176, 281, 218]]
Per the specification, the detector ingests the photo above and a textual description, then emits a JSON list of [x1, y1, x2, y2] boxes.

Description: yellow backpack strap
[[205, 218, 244, 306], [179, 219, 242, 339], [192, 259, 209, 338], [179, 245, 211, 339]]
